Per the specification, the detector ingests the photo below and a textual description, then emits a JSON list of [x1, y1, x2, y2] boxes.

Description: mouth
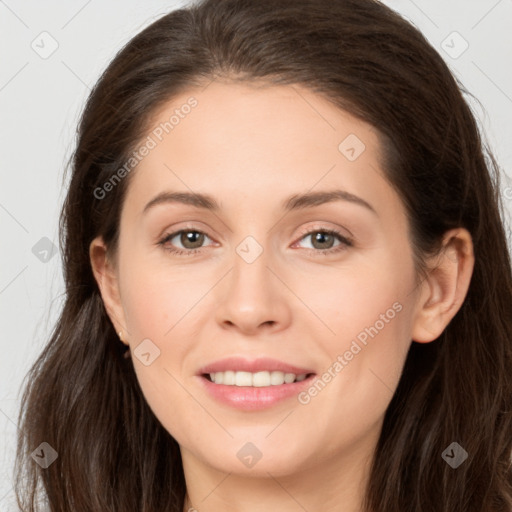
[[202, 370, 315, 387], [196, 357, 317, 410], [197, 369, 317, 411]]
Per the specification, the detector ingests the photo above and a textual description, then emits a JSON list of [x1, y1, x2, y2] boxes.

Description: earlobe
[[89, 236, 129, 344], [411, 229, 474, 343]]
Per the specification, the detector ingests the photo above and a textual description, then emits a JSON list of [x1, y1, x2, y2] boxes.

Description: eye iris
[[181, 231, 204, 249], [312, 232, 334, 250]]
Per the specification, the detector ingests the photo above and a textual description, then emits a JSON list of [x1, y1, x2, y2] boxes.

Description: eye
[[293, 227, 353, 255], [158, 229, 214, 256], [157, 227, 353, 257]]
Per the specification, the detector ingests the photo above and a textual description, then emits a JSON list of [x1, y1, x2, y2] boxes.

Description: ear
[[89, 236, 129, 346], [411, 228, 474, 343]]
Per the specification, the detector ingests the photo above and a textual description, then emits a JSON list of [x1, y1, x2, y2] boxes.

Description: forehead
[[120, 81, 399, 223]]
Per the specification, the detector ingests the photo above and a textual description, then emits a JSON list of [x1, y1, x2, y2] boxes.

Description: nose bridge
[[230, 233, 274, 302]]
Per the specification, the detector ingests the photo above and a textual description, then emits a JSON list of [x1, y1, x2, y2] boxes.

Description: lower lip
[[197, 374, 316, 411]]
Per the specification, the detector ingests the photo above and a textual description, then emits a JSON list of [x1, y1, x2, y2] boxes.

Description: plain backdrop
[[1, 0, 511, 508]]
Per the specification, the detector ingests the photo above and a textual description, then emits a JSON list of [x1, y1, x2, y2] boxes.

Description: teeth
[[207, 370, 309, 386]]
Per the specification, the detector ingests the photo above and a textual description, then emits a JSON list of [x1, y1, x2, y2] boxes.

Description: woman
[[14, 0, 512, 510]]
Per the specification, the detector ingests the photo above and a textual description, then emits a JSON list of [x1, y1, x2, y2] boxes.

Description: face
[[95, 81, 427, 478]]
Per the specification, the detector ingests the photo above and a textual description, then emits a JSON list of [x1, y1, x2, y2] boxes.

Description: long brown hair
[[14, 0, 512, 510]]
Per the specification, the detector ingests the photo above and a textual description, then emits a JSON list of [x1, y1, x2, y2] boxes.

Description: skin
[[90, 80, 474, 512]]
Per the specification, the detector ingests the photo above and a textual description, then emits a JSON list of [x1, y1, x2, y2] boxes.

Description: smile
[[205, 370, 309, 386]]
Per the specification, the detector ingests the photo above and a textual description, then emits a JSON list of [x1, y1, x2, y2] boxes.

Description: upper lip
[[197, 357, 315, 376]]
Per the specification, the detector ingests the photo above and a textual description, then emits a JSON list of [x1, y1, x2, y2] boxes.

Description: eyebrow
[[142, 189, 377, 216]]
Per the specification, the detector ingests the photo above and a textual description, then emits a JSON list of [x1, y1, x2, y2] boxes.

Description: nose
[[214, 248, 292, 336]]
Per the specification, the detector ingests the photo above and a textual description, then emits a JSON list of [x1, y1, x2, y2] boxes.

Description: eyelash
[[157, 226, 353, 257]]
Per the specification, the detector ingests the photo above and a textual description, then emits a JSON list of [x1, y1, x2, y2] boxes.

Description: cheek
[[118, 259, 197, 433], [305, 252, 415, 406], [119, 251, 201, 340], [293, 282, 412, 453], [303, 254, 413, 351], [122, 281, 168, 341]]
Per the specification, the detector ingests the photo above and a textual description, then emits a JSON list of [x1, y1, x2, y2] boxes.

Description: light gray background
[[1, 0, 511, 508]]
